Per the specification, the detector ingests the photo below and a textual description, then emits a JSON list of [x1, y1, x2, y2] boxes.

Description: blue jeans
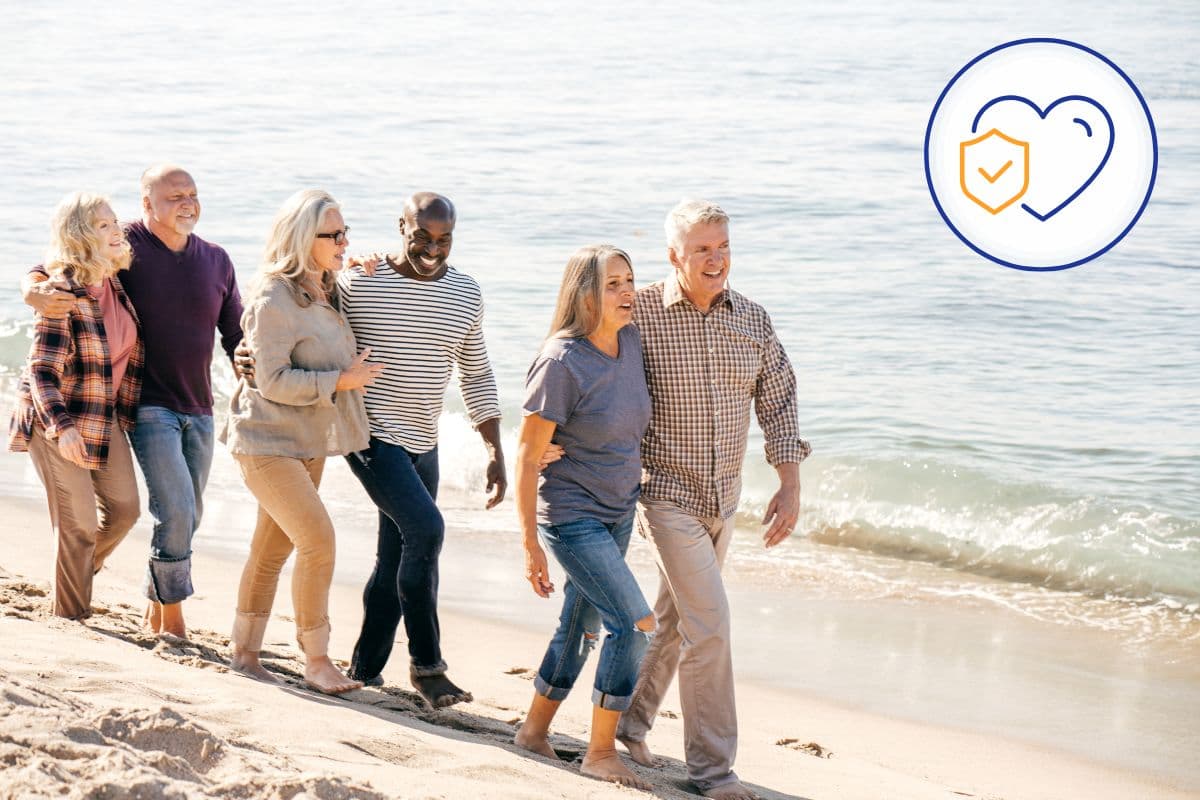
[[535, 513, 652, 711], [345, 438, 446, 678], [128, 406, 214, 604]]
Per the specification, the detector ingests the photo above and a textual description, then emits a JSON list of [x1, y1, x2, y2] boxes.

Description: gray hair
[[664, 199, 729, 253], [257, 189, 341, 297], [547, 244, 633, 340]]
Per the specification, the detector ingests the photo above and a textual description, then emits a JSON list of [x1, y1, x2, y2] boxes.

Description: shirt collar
[[661, 272, 740, 314]]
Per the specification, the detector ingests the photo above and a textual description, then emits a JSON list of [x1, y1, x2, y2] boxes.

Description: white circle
[[926, 40, 1156, 270]]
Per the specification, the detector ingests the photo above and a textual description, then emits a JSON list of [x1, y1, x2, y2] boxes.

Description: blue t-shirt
[[523, 325, 651, 525]]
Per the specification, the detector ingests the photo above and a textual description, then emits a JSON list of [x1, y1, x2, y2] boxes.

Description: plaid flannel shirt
[[636, 276, 810, 519], [8, 271, 144, 470]]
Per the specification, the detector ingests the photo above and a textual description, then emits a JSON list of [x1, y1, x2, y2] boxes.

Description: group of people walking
[[10, 164, 809, 800]]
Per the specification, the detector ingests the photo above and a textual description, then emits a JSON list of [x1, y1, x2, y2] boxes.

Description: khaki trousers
[[232, 454, 335, 656], [617, 496, 739, 791], [28, 422, 140, 620]]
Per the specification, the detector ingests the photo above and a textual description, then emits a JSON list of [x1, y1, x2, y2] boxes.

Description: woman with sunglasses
[[221, 189, 383, 694], [9, 192, 143, 620]]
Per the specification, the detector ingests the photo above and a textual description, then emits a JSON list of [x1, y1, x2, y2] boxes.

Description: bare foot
[[143, 601, 161, 633], [159, 602, 187, 639], [703, 781, 760, 800], [618, 736, 658, 767], [304, 655, 362, 695], [581, 749, 652, 791], [230, 649, 280, 684], [412, 673, 473, 708], [514, 724, 560, 761]]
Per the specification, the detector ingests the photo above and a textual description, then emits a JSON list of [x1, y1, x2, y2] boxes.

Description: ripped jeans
[[534, 512, 653, 711]]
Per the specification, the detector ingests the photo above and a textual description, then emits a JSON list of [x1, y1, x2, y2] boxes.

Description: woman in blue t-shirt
[[513, 244, 655, 790]]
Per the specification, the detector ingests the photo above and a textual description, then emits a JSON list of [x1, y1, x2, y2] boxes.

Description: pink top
[[87, 278, 138, 400]]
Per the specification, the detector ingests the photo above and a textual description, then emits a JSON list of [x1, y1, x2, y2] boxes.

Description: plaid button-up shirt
[[9, 271, 144, 470], [637, 276, 810, 519]]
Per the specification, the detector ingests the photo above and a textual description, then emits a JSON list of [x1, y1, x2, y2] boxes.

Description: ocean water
[[1, 0, 1198, 783]]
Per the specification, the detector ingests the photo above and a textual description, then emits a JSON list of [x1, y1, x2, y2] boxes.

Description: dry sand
[[1, 498, 1195, 800]]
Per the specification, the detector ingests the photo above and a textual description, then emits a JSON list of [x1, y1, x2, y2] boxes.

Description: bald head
[[140, 164, 193, 198], [140, 163, 200, 251], [398, 192, 456, 279], [403, 192, 456, 225]]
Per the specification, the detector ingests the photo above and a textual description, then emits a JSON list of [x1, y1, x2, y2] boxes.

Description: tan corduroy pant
[[617, 496, 740, 792], [28, 422, 140, 620], [231, 454, 335, 656]]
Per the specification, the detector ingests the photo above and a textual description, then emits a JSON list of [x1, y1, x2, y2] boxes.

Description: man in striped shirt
[[337, 192, 505, 708], [615, 200, 811, 800]]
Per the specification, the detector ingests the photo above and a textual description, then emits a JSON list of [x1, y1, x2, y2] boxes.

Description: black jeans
[[346, 438, 445, 679]]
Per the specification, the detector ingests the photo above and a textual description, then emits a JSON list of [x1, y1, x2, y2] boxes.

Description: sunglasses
[[315, 226, 350, 245]]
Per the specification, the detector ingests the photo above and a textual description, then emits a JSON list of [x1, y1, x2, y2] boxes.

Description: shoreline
[[2, 494, 1197, 799]]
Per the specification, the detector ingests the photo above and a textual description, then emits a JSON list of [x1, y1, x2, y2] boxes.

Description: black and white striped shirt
[[337, 264, 501, 453]]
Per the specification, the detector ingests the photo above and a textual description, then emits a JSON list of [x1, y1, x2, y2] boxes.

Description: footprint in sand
[[776, 737, 833, 758]]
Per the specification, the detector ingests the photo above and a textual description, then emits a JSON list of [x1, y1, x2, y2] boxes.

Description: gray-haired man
[[616, 200, 810, 800]]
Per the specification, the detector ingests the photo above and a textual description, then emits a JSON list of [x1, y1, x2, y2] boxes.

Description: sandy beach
[[2, 492, 1195, 800]]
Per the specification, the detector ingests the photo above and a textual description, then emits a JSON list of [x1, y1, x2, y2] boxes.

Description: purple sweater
[[95, 221, 243, 416]]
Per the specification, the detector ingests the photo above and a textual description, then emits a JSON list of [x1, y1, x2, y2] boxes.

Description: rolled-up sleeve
[[456, 308, 502, 426], [244, 297, 339, 408], [754, 320, 811, 466]]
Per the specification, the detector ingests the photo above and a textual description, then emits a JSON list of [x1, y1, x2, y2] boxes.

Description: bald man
[[23, 165, 243, 639], [335, 192, 506, 707]]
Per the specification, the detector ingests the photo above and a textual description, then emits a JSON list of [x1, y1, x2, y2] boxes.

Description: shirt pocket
[[714, 322, 763, 393]]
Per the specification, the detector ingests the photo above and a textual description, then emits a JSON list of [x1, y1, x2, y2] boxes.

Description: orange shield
[[959, 129, 1030, 215]]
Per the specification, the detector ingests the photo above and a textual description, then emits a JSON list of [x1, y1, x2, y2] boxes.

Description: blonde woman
[[221, 189, 383, 695], [513, 245, 655, 790], [9, 192, 143, 620]]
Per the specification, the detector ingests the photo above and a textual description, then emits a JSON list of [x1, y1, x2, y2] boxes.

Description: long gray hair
[[258, 189, 341, 297], [547, 244, 633, 340]]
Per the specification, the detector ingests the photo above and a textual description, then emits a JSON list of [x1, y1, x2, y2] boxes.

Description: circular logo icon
[[925, 38, 1157, 271]]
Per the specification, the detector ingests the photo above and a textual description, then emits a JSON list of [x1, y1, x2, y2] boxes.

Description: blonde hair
[[547, 244, 633, 340], [45, 191, 131, 286], [664, 198, 729, 254], [258, 189, 341, 297]]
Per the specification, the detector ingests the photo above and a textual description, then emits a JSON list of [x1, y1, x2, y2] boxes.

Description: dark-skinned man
[[241, 192, 504, 707]]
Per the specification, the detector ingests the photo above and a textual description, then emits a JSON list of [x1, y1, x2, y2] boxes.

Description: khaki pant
[[232, 454, 335, 656], [28, 422, 140, 620], [617, 496, 739, 791]]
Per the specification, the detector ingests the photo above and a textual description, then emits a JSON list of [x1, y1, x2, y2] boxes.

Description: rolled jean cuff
[[533, 674, 573, 702], [410, 660, 449, 678], [591, 687, 635, 712], [144, 557, 194, 603]]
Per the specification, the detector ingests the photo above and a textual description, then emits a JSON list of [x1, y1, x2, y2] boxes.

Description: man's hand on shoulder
[[22, 272, 74, 318], [345, 252, 385, 277]]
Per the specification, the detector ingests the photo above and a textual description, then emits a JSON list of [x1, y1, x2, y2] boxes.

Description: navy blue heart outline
[[971, 94, 1115, 221], [924, 38, 1158, 272]]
